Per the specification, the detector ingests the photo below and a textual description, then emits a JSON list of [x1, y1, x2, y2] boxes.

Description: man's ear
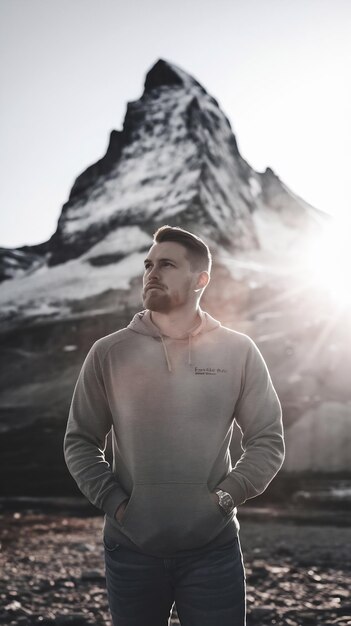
[[194, 271, 210, 292]]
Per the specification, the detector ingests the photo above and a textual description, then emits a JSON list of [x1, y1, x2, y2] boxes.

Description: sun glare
[[303, 216, 351, 310]]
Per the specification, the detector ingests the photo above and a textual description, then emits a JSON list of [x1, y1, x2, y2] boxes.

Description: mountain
[[0, 59, 349, 497], [0, 59, 322, 319]]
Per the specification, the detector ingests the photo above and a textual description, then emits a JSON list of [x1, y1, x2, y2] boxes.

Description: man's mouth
[[145, 284, 164, 292]]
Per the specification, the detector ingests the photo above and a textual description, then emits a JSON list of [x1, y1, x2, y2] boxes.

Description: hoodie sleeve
[[63, 342, 129, 518], [217, 338, 285, 506]]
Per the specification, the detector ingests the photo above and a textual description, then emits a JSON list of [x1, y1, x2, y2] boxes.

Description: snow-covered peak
[[49, 58, 260, 264], [143, 59, 202, 93], [0, 59, 324, 328]]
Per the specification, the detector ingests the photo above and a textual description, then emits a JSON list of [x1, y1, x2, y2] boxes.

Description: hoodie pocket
[[119, 482, 228, 553]]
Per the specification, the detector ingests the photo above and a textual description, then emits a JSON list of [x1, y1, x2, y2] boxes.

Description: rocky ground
[[0, 506, 350, 626]]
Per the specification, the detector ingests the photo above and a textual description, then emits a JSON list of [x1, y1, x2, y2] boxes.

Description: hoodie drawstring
[[159, 334, 193, 372], [188, 334, 192, 366], [160, 335, 173, 373]]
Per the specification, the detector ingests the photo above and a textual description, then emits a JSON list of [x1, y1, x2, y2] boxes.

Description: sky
[[0, 0, 350, 248]]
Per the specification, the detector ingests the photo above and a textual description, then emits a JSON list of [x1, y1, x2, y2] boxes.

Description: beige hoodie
[[64, 309, 284, 557]]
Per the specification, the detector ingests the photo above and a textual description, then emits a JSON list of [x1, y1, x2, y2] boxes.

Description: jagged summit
[[66, 60, 202, 209], [44, 58, 264, 266], [144, 59, 206, 94], [144, 59, 184, 91]]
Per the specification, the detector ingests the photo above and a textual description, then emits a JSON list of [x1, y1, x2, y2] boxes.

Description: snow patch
[[0, 227, 151, 322], [249, 176, 262, 198]]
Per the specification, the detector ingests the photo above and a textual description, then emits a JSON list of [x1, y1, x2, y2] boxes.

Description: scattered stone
[[275, 543, 294, 557], [80, 570, 105, 582], [298, 611, 317, 625], [0, 510, 350, 626], [5, 600, 22, 611], [250, 606, 274, 619], [54, 615, 92, 625], [74, 543, 96, 553]]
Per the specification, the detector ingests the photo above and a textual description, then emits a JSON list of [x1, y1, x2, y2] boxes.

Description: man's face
[[142, 241, 201, 313]]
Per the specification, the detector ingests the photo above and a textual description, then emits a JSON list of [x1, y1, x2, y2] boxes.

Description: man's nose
[[148, 265, 160, 280]]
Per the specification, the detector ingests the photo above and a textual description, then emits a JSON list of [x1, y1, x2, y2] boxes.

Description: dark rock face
[[68, 130, 125, 203], [0, 58, 349, 496], [144, 58, 186, 91], [0, 247, 46, 282]]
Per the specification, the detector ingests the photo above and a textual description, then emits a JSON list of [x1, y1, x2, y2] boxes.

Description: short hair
[[153, 225, 212, 273]]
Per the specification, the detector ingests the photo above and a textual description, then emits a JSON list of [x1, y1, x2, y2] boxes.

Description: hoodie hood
[[127, 309, 221, 372], [127, 308, 221, 337]]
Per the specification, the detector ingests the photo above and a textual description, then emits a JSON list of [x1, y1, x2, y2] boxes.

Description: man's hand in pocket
[[115, 499, 129, 524]]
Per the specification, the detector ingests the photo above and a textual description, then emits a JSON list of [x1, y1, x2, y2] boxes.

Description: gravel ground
[[0, 509, 350, 626]]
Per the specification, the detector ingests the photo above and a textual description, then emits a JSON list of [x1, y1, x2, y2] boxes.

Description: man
[[64, 225, 285, 626]]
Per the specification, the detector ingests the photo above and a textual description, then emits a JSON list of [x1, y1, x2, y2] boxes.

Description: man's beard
[[142, 288, 172, 313]]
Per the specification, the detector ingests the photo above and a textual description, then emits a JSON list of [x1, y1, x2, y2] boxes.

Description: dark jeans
[[104, 536, 246, 626]]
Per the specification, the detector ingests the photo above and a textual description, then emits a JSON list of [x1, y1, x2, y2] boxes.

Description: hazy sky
[[1, 0, 350, 248]]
